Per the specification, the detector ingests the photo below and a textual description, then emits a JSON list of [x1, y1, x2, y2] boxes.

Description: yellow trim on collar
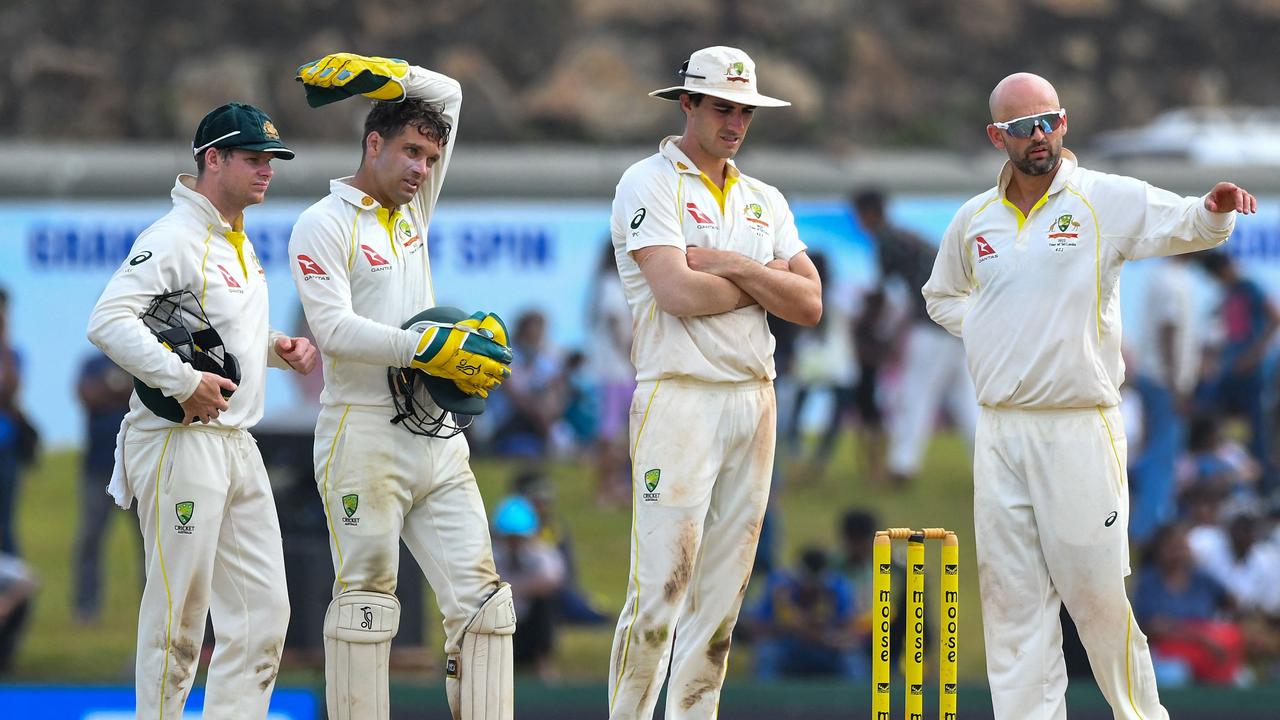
[[1001, 191, 1050, 232], [697, 171, 738, 214], [375, 207, 401, 258]]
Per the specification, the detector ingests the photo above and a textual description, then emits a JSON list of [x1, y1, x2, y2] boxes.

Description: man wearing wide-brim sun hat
[[86, 97, 317, 718], [605, 45, 823, 720]]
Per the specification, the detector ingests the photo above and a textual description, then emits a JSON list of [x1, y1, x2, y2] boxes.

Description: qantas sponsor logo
[[360, 244, 392, 271], [217, 264, 243, 291], [296, 254, 330, 281], [975, 235, 998, 262]]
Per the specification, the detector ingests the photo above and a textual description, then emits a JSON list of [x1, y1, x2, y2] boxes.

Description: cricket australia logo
[[725, 62, 749, 83], [175, 501, 195, 535], [744, 202, 769, 228], [1047, 213, 1082, 252], [341, 494, 360, 526], [642, 469, 662, 503]]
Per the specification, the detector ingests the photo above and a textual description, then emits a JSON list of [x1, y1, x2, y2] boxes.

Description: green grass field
[[12, 431, 984, 683]]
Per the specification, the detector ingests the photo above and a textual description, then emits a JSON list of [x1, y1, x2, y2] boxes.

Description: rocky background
[[1, 0, 1275, 151]]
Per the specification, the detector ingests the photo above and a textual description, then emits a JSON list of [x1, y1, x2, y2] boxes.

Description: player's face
[[683, 95, 755, 161], [370, 126, 442, 208], [217, 150, 276, 207], [987, 105, 1067, 177]]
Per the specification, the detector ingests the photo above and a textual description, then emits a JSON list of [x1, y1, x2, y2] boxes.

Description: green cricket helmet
[[133, 290, 240, 423], [388, 305, 489, 438]]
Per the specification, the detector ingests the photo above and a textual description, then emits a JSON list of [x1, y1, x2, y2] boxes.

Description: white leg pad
[[446, 583, 517, 720], [324, 590, 401, 720]]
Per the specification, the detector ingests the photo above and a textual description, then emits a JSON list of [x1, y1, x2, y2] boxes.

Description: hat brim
[[649, 86, 790, 108], [234, 142, 296, 160]]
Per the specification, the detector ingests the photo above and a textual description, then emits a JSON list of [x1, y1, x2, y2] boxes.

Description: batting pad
[[446, 583, 517, 720], [324, 590, 401, 720]]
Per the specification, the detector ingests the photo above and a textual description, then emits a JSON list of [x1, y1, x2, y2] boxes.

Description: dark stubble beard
[[1012, 142, 1060, 176]]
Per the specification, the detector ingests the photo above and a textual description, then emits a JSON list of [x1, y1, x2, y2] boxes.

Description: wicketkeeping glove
[[296, 52, 409, 108], [409, 311, 512, 397]]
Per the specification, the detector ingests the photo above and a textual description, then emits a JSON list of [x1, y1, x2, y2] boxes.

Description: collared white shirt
[[923, 149, 1234, 409], [87, 175, 287, 431], [289, 65, 460, 409], [611, 137, 806, 383]]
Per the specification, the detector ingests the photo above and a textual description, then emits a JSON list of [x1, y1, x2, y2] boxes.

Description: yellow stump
[[873, 532, 892, 720], [906, 533, 925, 720], [940, 532, 959, 720]]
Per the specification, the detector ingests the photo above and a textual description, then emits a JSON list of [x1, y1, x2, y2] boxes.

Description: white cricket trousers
[[609, 378, 775, 720], [125, 425, 289, 720], [974, 405, 1167, 720], [313, 405, 501, 653], [888, 323, 976, 476]]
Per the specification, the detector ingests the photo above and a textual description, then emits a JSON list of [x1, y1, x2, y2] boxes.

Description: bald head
[[989, 73, 1060, 122]]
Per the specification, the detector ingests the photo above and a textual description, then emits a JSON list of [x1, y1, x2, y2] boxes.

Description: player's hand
[[179, 372, 236, 425], [765, 258, 790, 271], [275, 335, 319, 375], [296, 52, 409, 108], [686, 246, 752, 277], [1204, 182, 1257, 214], [409, 311, 512, 392]]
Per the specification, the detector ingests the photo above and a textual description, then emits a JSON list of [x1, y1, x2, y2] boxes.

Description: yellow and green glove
[[296, 52, 409, 108], [410, 311, 512, 398]]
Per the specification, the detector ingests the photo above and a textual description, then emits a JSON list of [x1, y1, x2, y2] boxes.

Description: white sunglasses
[[991, 108, 1066, 139]]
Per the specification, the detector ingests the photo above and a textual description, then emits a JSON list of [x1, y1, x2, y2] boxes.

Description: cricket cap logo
[[726, 61, 749, 82], [175, 501, 195, 526], [644, 469, 661, 493], [263, 120, 280, 141], [342, 494, 359, 518]]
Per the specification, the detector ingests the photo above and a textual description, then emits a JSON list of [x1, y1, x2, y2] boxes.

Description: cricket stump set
[[873, 528, 959, 720]]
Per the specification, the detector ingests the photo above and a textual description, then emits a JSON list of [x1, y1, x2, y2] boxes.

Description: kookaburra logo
[[361, 606, 374, 630]]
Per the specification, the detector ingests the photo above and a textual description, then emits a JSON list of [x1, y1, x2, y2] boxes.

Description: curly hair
[[362, 98, 452, 155]]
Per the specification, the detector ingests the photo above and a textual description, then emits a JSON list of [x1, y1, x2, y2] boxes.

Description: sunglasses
[[992, 109, 1066, 139]]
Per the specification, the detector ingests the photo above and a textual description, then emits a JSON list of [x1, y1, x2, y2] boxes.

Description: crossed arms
[[633, 245, 822, 326]]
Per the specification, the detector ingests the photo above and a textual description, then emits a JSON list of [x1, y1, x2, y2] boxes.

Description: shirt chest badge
[[744, 202, 770, 228], [975, 235, 999, 262], [1047, 213, 1082, 252], [685, 202, 718, 229], [397, 217, 422, 251]]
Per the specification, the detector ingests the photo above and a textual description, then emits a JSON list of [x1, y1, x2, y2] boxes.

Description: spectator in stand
[[1199, 252, 1280, 496], [490, 494, 566, 680], [1133, 522, 1244, 686], [1182, 412, 1262, 502], [1187, 498, 1280, 619], [0, 552, 36, 675], [1130, 253, 1202, 545], [787, 252, 858, 481], [854, 189, 976, 489], [0, 289, 25, 556], [851, 285, 891, 486], [514, 470, 607, 625], [751, 546, 861, 679], [492, 309, 568, 457], [586, 240, 635, 506], [72, 351, 138, 624]]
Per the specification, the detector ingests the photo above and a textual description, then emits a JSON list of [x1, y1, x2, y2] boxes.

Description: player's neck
[[677, 136, 730, 189], [349, 169, 398, 211], [193, 181, 247, 229], [1005, 165, 1059, 215]]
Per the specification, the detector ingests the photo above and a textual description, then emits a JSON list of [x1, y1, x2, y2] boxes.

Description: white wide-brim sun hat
[[650, 46, 790, 108]]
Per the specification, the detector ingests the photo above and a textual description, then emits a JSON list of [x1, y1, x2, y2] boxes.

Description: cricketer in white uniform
[[289, 53, 514, 720], [923, 72, 1257, 720], [607, 46, 822, 720], [86, 102, 318, 719]]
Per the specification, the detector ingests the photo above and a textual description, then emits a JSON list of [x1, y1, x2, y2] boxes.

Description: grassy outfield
[[13, 432, 984, 683]]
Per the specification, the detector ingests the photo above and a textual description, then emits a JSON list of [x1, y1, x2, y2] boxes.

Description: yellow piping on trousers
[[321, 405, 353, 592], [610, 380, 663, 713], [153, 430, 176, 719]]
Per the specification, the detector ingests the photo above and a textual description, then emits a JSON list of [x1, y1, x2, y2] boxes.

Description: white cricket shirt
[[87, 175, 288, 431], [611, 137, 806, 383], [923, 150, 1234, 409]]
